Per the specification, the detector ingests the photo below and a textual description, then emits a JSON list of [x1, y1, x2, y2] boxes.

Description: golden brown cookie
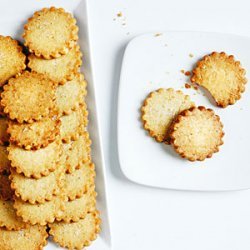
[[191, 52, 247, 108], [23, 7, 78, 59], [8, 139, 61, 179], [0, 88, 5, 117], [56, 73, 87, 115], [1, 71, 57, 123], [49, 210, 101, 250], [0, 117, 9, 145], [0, 225, 48, 250], [28, 45, 82, 84], [170, 106, 224, 161], [0, 36, 26, 86], [60, 107, 88, 143], [8, 118, 61, 150], [0, 145, 10, 173], [141, 88, 195, 143], [0, 172, 13, 201]]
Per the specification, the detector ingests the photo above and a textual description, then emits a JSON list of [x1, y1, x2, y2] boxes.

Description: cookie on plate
[[191, 52, 247, 108], [141, 88, 195, 143], [28, 45, 82, 84], [8, 118, 61, 150], [1, 71, 57, 123], [23, 7, 78, 59], [170, 106, 224, 161], [49, 210, 101, 250], [0, 145, 10, 173], [0, 36, 26, 86]]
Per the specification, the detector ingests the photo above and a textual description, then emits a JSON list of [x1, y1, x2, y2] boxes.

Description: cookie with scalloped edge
[[8, 117, 61, 150], [49, 210, 101, 250], [0, 199, 27, 230], [23, 7, 78, 59], [0, 117, 9, 145], [0, 172, 13, 201], [141, 88, 195, 143], [170, 106, 224, 161], [28, 45, 82, 84], [0, 36, 26, 86], [14, 194, 67, 226], [60, 107, 88, 143], [64, 163, 95, 200], [1, 71, 57, 123], [10, 164, 64, 204], [0, 145, 10, 173], [0, 224, 48, 250], [8, 139, 61, 179], [56, 73, 87, 115], [191, 52, 247, 108]]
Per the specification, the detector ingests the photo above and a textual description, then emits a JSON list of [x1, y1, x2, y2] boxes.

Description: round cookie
[[0, 36, 26, 86], [23, 7, 78, 59], [191, 52, 247, 108], [141, 88, 195, 143], [170, 106, 224, 161]]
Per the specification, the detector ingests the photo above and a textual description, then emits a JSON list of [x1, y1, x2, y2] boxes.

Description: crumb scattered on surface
[[184, 71, 191, 76], [117, 12, 123, 17], [185, 83, 191, 89], [189, 53, 194, 58], [154, 33, 162, 37], [180, 70, 185, 74]]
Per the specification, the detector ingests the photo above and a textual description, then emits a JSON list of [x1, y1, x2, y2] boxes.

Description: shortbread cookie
[[64, 163, 95, 200], [8, 118, 61, 150], [0, 36, 26, 86], [28, 45, 82, 84], [49, 210, 101, 250], [23, 7, 78, 59], [60, 108, 88, 143], [0, 200, 27, 230], [141, 88, 195, 143], [14, 195, 67, 226], [191, 52, 247, 107], [0, 117, 9, 145], [8, 139, 61, 178], [0, 225, 48, 250], [56, 73, 87, 115], [1, 71, 57, 123], [0, 172, 13, 201], [10, 165, 64, 204], [170, 106, 224, 161], [0, 145, 10, 173]]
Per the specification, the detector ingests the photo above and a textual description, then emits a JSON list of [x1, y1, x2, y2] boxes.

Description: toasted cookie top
[[191, 52, 247, 108], [141, 88, 195, 143], [170, 106, 224, 161], [23, 7, 78, 59], [0, 36, 26, 86]]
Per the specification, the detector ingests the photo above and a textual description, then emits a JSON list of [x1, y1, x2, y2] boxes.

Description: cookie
[[0, 199, 27, 230], [28, 45, 82, 84], [0, 225, 48, 250], [14, 195, 67, 226], [49, 210, 101, 250], [0, 117, 9, 145], [1, 71, 57, 123], [56, 73, 87, 115], [64, 163, 95, 200], [8, 139, 61, 179], [170, 106, 224, 161], [8, 118, 61, 150], [10, 164, 64, 204], [0, 172, 13, 201], [0, 36, 26, 86], [0, 145, 10, 173], [60, 107, 88, 143], [191, 52, 247, 108], [0, 88, 5, 116], [141, 88, 195, 143], [23, 7, 78, 59]]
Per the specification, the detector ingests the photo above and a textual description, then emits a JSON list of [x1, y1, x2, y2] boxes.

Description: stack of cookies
[[0, 7, 100, 250]]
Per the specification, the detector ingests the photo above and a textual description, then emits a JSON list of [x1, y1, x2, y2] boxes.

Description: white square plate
[[0, 0, 111, 249], [118, 31, 250, 191]]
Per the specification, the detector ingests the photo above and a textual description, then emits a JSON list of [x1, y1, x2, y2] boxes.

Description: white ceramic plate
[[118, 31, 250, 191], [0, 0, 111, 249]]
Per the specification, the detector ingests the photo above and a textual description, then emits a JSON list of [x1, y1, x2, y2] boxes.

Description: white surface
[[0, 1, 110, 249], [87, 0, 250, 249], [118, 31, 250, 191]]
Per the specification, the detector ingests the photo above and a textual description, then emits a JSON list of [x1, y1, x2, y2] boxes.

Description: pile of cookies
[[0, 7, 100, 250], [141, 52, 247, 161]]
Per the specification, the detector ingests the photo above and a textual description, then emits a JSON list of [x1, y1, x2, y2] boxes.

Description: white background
[[87, 0, 250, 249]]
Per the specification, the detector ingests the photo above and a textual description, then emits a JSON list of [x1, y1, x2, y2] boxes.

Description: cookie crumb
[[180, 70, 185, 74], [185, 71, 191, 76], [185, 83, 191, 89], [154, 33, 162, 37], [189, 53, 194, 58], [117, 12, 123, 17]]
